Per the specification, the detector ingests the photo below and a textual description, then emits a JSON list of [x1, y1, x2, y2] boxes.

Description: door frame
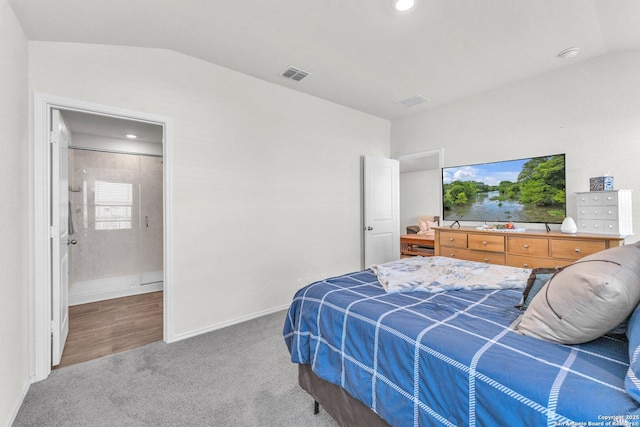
[[33, 93, 174, 381]]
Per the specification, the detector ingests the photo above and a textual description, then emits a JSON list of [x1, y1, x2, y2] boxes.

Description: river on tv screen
[[442, 155, 566, 224]]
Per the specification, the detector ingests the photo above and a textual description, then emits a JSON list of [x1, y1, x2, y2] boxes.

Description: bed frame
[[298, 364, 390, 427]]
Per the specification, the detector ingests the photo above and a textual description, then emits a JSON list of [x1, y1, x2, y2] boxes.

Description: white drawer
[[587, 194, 604, 206], [577, 194, 589, 204], [576, 206, 590, 219], [602, 206, 618, 220], [578, 207, 604, 220], [603, 220, 620, 233], [601, 192, 619, 206], [577, 219, 605, 233]]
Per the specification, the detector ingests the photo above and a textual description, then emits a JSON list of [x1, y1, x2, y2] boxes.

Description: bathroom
[[65, 110, 164, 306]]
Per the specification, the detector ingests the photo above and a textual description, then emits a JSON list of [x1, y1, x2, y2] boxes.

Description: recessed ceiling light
[[557, 47, 580, 59], [126, 134, 137, 139], [394, 0, 415, 11]]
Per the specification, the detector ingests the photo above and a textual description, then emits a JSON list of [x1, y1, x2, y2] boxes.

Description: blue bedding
[[283, 269, 640, 427]]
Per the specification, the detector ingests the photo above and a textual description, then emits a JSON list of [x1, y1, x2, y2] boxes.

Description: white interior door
[[51, 109, 71, 366], [364, 156, 400, 267]]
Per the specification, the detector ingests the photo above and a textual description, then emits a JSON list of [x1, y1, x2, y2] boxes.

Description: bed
[[283, 247, 640, 427]]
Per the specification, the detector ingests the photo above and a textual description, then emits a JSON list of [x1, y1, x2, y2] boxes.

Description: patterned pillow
[[516, 243, 640, 344], [515, 268, 558, 311]]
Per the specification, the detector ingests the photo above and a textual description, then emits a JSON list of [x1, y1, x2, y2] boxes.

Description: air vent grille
[[397, 95, 429, 107], [281, 66, 310, 82]]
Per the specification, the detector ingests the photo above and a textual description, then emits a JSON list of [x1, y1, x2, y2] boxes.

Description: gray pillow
[[516, 242, 640, 344]]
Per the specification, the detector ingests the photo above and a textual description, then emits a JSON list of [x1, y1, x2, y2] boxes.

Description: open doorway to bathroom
[[57, 110, 164, 368]]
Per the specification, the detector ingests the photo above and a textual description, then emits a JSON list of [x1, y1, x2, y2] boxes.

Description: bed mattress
[[283, 269, 639, 426]]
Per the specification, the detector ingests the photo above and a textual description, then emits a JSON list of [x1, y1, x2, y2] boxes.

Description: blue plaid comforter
[[283, 269, 639, 426]]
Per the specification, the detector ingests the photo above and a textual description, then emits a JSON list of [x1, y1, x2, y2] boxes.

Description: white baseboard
[[169, 304, 290, 344], [69, 274, 164, 306], [5, 378, 30, 427]]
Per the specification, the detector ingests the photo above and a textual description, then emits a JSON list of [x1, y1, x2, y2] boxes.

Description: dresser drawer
[[506, 254, 569, 269], [467, 234, 504, 252], [442, 247, 505, 264], [601, 192, 619, 206], [577, 207, 604, 220], [550, 239, 607, 260], [507, 237, 548, 257], [439, 231, 468, 248], [603, 220, 620, 234], [576, 220, 606, 233]]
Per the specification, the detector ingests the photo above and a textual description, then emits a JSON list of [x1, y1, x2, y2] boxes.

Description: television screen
[[442, 154, 566, 224]]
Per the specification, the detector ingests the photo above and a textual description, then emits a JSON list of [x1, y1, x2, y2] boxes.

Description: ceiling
[[11, 0, 640, 120], [61, 110, 163, 143]]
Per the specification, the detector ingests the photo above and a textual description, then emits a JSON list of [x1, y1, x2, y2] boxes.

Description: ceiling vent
[[397, 95, 429, 107], [280, 66, 310, 82]]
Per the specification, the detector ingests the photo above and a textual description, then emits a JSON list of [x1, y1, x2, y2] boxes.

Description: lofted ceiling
[[11, 0, 640, 120]]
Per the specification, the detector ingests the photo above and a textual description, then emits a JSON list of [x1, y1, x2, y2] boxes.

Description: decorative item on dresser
[[433, 226, 626, 269], [576, 190, 632, 235]]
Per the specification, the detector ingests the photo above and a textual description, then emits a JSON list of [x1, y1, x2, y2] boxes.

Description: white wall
[[392, 50, 640, 242], [0, 1, 30, 425], [28, 42, 390, 341]]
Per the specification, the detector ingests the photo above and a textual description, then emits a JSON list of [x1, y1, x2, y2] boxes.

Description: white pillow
[[516, 242, 640, 344]]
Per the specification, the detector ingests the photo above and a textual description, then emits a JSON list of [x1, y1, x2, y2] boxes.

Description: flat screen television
[[442, 154, 566, 225]]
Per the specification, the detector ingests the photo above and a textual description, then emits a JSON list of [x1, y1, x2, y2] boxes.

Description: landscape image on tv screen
[[442, 154, 566, 224]]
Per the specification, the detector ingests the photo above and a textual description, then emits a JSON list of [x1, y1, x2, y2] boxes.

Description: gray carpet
[[14, 310, 338, 426]]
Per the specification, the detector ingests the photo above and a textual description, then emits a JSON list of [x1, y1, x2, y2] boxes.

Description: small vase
[[561, 217, 577, 234]]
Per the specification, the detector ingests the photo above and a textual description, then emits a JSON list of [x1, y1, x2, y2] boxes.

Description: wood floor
[[56, 291, 163, 369]]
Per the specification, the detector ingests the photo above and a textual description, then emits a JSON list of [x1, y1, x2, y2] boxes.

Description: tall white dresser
[[576, 190, 633, 235]]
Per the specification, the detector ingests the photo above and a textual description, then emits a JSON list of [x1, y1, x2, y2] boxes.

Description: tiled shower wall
[[68, 149, 163, 304]]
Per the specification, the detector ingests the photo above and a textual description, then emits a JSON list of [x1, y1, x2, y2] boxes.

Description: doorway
[[56, 111, 164, 367], [63, 111, 164, 305], [397, 149, 444, 233], [34, 94, 174, 380]]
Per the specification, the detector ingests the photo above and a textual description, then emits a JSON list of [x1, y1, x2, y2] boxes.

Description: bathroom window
[[94, 180, 133, 230]]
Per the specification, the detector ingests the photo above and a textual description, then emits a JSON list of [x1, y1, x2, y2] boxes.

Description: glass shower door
[[68, 149, 163, 302]]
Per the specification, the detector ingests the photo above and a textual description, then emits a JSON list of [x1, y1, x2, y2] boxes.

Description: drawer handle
[[594, 224, 599, 228], [607, 211, 613, 215], [484, 258, 489, 262], [449, 238, 454, 242], [449, 253, 455, 257], [593, 210, 599, 215], [523, 263, 528, 268], [482, 241, 488, 246], [575, 248, 581, 253], [523, 244, 529, 249]]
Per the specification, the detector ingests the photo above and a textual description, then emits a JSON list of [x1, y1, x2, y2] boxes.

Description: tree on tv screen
[[517, 155, 565, 206]]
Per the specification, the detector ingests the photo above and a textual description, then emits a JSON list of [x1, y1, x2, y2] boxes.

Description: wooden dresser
[[433, 226, 625, 269]]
